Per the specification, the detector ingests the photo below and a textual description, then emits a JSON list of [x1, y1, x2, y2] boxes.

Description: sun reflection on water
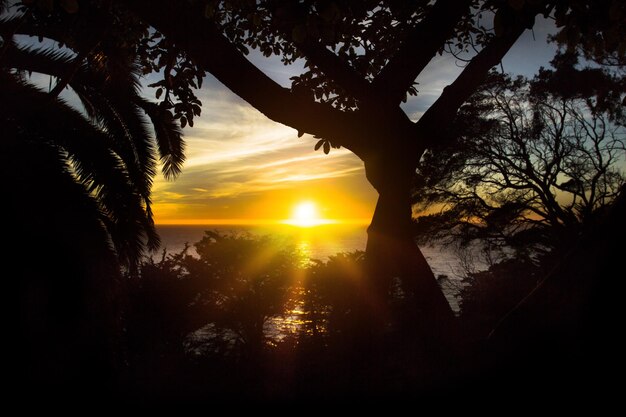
[[295, 240, 312, 267]]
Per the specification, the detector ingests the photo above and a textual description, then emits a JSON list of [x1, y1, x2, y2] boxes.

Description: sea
[[155, 224, 485, 311]]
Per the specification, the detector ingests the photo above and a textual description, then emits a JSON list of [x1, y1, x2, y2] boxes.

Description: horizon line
[[155, 218, 372, 226]]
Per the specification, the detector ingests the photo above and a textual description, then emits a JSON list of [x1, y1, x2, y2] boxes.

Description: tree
[[1, 1, 190, 393], [302, 251, 365, 341], [413, 61, 625, 258], [1, 1, 188, 266], [191, 231, 298, 354], [128, 232, 300, 358]]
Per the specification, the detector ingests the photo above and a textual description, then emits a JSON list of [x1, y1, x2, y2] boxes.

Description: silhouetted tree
[[301, 251, 365, 341], [127, 248, 204, 355], [414, 61, 625, 257], [112, 0, 626, 345], [2, 92, 127, 395], [192, 231, 298, 355], [128, 232, 300, 360], [1, 1, 189, 395]]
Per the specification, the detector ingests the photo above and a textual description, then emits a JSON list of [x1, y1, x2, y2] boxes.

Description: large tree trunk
[[363, 150, 460, 350]]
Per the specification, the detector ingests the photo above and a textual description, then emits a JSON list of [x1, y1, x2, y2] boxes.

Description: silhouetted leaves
[[128, 232, 368, 358]]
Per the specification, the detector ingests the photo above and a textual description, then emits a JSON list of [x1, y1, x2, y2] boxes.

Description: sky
[[150, 78, 378, 224], [150, 16, 558, 225]]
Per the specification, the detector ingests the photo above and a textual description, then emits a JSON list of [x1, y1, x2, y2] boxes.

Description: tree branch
[[414, 23, 527, 147], [371, 0, 472, 105], [267, 5, 376, 105], [122, 0, 372, 158], [296, 40, 375, 104]]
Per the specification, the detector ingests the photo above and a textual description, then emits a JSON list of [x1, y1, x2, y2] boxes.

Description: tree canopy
[[414, 57, 625, 254]]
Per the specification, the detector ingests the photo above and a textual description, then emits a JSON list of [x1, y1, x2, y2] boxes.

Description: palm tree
[[1, 2, 187, 392], [1, 3, 185, 267]]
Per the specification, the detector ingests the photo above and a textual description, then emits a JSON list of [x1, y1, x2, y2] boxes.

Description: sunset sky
[[147, 18, 558, 225]]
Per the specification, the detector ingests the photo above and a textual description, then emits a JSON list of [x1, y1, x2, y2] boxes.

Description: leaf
[[180, 116, 187, 128], [314, 139, 324, 151], [59, 0, 79, 13], [323, 141, 330, 154], [156, 88, 163, 99], [320, 2, 340, 22], [320, 27, 336, 44]]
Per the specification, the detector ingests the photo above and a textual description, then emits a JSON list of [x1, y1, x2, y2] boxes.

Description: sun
[[295, 201, 316, 221], [291, 202, 319, 227], [284, 201, 334, 227]]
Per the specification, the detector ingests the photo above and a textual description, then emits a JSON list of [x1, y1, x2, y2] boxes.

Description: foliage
[[301, 251, 365, 341], [128, 232, 301, 357], [2, 100, 126, 392], [126, 230, 373, 360], [0, 1, 195, 265], [457, 256, 544, 336], [2, 0, 205, 129], [414, 58, 626, 255], [205, 0, 436, 109], [550, 0, 626, 67], [126, 247, 205, 356], [192, 231, 299, 350]]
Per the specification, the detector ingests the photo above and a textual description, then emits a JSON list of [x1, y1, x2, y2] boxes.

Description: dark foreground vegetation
[[13, 195, 625, 403]]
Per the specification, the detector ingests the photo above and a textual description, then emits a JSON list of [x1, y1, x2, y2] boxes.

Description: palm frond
[[2, 114, 118, 276], [4, 44, 159, 221], [0, 75, 159, 266], [0, 14, 70, 49], [136, 98, 185, 179], [1, 43, 77, 75]]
